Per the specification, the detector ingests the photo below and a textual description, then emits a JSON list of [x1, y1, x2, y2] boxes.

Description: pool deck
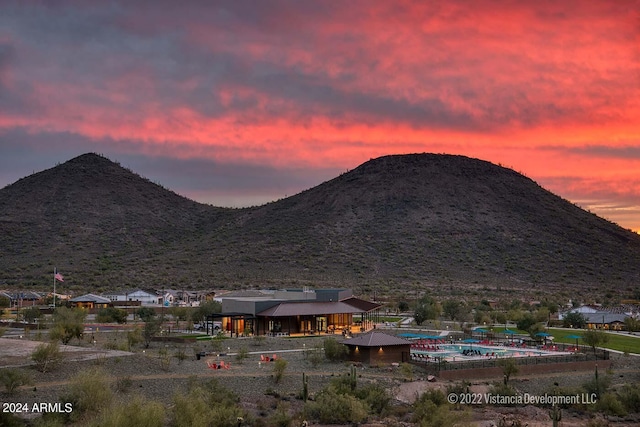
[[410, 343, 573, 363]]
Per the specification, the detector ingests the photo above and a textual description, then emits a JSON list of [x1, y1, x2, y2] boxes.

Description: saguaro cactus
[[349, 365, 357, 391], [549, 403, 562, 427], [302, 372, 309, 402]]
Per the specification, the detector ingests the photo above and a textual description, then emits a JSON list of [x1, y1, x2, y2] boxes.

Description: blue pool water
[[411, 343, 570, 362]]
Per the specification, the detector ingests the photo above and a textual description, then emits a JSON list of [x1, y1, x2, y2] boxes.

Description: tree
[[21, 306, 41, 323], [142, 318, 161, 348], [414, 296, 440, 326], [191, 300, 222, 324], [398, 301, 409, 312], [32, 342, 63, 373], [583, 329, 609, 354], [50, 307, 86, 344], [499, 358, 519, 385], [136, 307, 157, 322], [516, 312, 537, 332], [443, 300, 463, 321], [624, 317, 640, 332], [96, 307, 127, 324], [562, 311, 587, 329]]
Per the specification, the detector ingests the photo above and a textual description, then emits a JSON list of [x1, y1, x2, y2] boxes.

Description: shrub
[[64, 367, 113, 415], [323, 337, 347, 361], [172, 380, 244, 427], [50, 307, 86, 344], [594, 392, 627, 417], [400, 362, 414, 381], [267, 402, 292, 427], [273, 358, 288, 384], [31, 342, 63, 373], [96, 307, 127, 324], [0, 369, 33, 394], [304, 342, 324, 367], [355, 383, 391, 416], [305, 389, 368, 424], [412, 389, 471, 427], [235, 347, 248, 363], [617, 383, 640, 413], [90, 395, 164, 427]]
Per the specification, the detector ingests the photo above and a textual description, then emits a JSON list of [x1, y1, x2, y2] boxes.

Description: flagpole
[[53, 267, 56, 309]]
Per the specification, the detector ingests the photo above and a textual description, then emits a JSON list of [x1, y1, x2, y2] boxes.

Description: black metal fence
[[412, 344, 609, 373]]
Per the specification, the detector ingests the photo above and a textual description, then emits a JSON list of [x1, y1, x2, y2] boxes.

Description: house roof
[[341, 296, 383, 312], [70, 293, 111, 304], [583, 313, 627, 324], [341, 331, 412, 347], [0, 291, 43, 300], [257, 301, 365, 317]]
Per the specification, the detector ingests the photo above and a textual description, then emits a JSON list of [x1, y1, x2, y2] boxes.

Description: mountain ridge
[[1, 152, 639, 295]]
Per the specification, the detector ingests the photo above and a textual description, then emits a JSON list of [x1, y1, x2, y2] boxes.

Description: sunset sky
[[1, 1, 639, 232]]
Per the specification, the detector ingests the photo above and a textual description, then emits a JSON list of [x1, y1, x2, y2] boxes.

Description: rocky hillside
[[1, 153, 639, 295]]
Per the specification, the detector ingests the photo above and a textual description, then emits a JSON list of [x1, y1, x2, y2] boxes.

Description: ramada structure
[[205, 288, 383, 337]]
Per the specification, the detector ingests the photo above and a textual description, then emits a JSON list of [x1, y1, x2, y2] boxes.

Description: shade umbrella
[[535, 331, 552, 345], [503, 328, 516, 343], [566, 334, 582, 349]]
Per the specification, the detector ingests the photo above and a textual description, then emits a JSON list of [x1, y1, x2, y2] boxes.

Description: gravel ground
[[2, 334, 639, 426]]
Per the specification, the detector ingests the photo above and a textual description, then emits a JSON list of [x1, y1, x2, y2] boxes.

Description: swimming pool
[[410, 343, 571, 363]]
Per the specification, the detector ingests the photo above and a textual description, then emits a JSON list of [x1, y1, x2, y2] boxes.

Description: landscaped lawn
[[548, 328, 640, 354]]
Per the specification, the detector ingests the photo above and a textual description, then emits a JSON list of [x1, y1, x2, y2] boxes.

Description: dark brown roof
[[340, 296, 383, 312], [257, 301, 365, 317], [341, 331, 412, 347]]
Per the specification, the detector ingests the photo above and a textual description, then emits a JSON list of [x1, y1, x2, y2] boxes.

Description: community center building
[[205, 288, 382, 336]]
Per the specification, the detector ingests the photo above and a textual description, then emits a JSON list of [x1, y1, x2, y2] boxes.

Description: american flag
[[54, 272, 64, 282]]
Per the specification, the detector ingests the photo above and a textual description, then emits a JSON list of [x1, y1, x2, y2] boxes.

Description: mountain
[[1, 153, 639, 296]]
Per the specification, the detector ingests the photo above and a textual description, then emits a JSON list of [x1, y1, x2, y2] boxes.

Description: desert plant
[[31, 342, 63, 373], [412, 389, 471, 427], [114, 376, 132, 394], [400, 362, 414, 381], [252, 335, 266, 346], [549, 403, 562, 427], [50, 307, 86, 344], [583, 364, 610, 399], [174, 347, 188, 363], [90, 395, 165, 427], [323, 337, 347, 361], [21, 306, 42, 324], [583, 329, 609, 354], [305, 388, 368, 425], [96, 307, 127, 324], [499, 357, 519, 384], [355, 382, 391, 416], [235, 346, 248, 364], [142, 318, 161, 348], [273, 358, 288, 384], [172, 380, 244, 427], [127, 327, 142, 350], [64, 367, 113, 415], [304, 342, 324, 367], [267, 402, 292, 427], [301, 372, 309, 402], [0, 369, 33, 394]]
